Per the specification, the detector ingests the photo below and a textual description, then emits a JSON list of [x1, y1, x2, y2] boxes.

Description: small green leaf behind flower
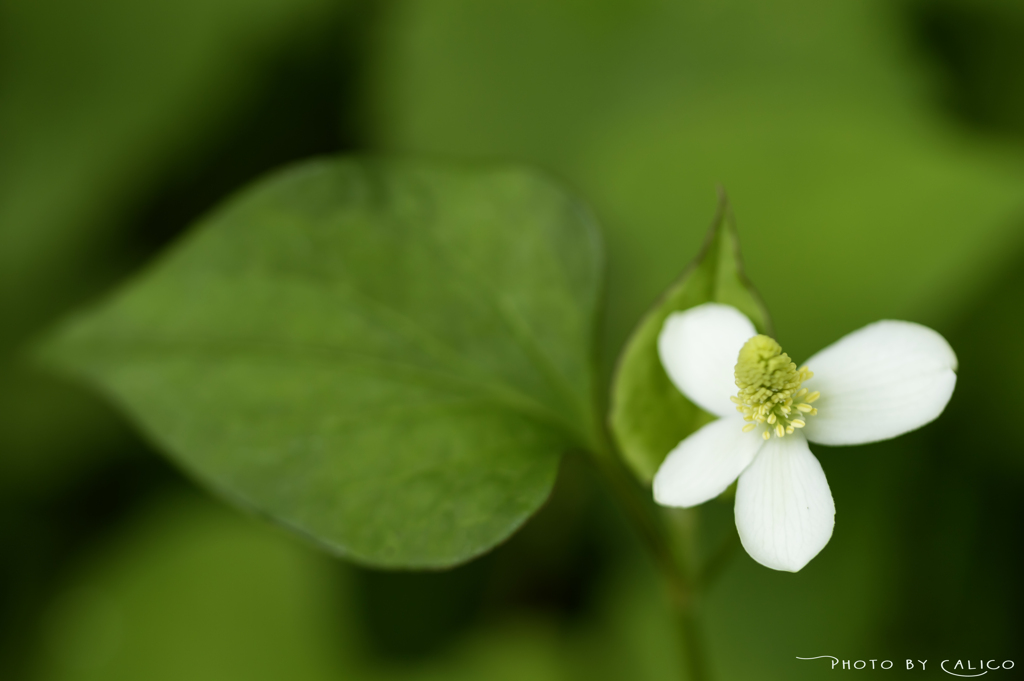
[[36, 157, 604, 569], [609, 195, 772, 484]]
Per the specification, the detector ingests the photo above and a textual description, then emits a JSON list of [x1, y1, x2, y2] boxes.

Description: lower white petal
[[658, 303, 757, 418], [735, 433, 834, 572], [653, 417, 765, 508], [801, 320, 957, 446]]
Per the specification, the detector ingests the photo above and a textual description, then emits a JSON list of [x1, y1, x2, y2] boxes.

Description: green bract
[[38, 157, 603, 568], [609, 198, 772, 483]]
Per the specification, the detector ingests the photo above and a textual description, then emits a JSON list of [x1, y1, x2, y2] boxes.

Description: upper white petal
[[653, 416, 765, 508], [734, 433, 835, 572], [800, 321, 957, 446], [658, 303, 757, 418]]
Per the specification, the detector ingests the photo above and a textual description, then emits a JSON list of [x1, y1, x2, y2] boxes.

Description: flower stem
[[674, 603, 711, 681], [587, 432, 712, 681]]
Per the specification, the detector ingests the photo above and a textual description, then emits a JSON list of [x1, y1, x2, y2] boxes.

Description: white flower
[[653, 303, 957, 572]]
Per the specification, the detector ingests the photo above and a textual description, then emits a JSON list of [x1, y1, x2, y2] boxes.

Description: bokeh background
[[2, 0, 1023, 678]]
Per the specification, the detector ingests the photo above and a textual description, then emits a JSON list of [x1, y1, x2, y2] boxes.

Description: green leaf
[[609, 195, 771, 484], [38, 157, 604, 568]]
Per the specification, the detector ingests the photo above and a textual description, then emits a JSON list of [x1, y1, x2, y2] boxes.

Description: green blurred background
[[2, 0, 1023, 678]]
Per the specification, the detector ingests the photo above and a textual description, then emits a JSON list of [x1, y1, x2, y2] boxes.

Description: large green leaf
[[38, 157, 604, 568], [609, 198, 770, 483]]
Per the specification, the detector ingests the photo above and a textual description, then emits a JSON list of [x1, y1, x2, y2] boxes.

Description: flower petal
[[734, 432, 835, 572], [800, 321, 957, 446], [653, 417, 765, 508], [658, 303, 756, 417]]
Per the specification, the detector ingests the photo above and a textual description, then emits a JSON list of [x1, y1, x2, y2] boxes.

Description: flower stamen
[[733, 334, 819, 439]]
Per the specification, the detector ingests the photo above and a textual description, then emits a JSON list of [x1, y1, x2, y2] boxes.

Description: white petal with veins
[[658, 303, 756, 418], [735, 432, 835, 572], [653, 416, 765, 508], [801, 320, 957, 446]]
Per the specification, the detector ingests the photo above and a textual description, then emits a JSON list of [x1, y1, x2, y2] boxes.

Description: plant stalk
[[587, 431, 711, 681]]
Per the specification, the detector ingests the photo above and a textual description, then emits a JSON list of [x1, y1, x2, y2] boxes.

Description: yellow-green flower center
[[731, 334, 820, 440]]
